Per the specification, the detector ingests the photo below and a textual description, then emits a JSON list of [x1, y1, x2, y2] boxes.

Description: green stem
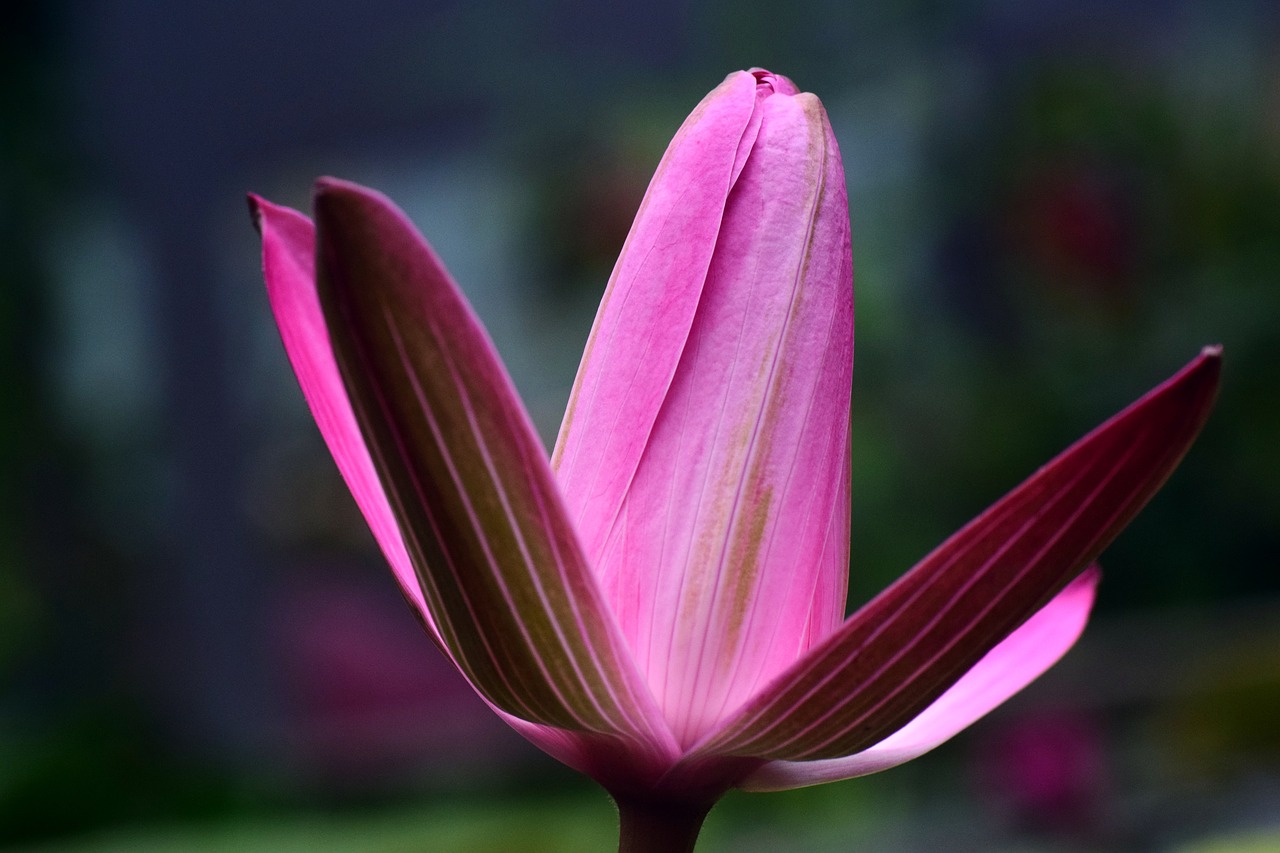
[[614, 796, 712, 853]]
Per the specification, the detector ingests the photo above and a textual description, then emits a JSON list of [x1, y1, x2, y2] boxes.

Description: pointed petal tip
[[246, 192, 306, 234], [247, 193, 293, 235], [246, 193, 264, 231], [1186, 343, 1222, 381], [1129, 346, 1221, 442], [1197, 344, 1223, 376], [1194, 343, 1223, 372], [1169, 345, 1223, 419], [1076, 563, 1101, 586]]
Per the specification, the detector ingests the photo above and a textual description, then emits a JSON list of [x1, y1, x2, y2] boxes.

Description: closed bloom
[[250, 70, 1219, 851]]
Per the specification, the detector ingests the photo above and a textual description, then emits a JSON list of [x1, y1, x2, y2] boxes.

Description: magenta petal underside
[[251, 195, 432, 629], [697, 348, 1220, 762], [740, 567, 1097, 791], [254, 182, 676, 758], [251, 197, 622, 777]]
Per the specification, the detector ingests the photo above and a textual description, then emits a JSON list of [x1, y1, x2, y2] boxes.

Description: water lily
[[249, 69, 1220, 851]]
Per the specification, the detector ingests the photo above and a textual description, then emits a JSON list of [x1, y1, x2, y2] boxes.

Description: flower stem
[[614, 796, 712, 853]]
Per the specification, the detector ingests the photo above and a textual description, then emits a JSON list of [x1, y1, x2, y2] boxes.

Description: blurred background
[[2, 0, 1278, 850]]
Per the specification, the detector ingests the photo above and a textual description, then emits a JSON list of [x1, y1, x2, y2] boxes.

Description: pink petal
[[696, 348, 1220, 761], [251, 195, 433, 634], [740, 568, 1097, 791], [251, 199, 578, 773], [251, 197, 585, 771], [255, 183, 675, 755], [557, 73, 854, 748], [552, 69, 761, 558]]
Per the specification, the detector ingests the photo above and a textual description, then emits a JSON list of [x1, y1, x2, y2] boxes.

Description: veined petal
[[740, 568, 1097, 791], [563, 77, 854, 748], [697, 348, 1220, 761], [251, 197, 619, 776], [251, 195, 433, 634], [553, 69, 761, 558], [264, 179, 675, 751], [252, 198, 613, 768]]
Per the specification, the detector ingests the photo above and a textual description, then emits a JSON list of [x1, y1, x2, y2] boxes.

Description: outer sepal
[[251, 194, 432, 631], [265, 180, 674, 751], [740, 568, 1097, 790], [698, 348, 1220, 761]]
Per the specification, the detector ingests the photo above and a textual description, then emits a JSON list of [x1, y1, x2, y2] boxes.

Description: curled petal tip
[[747, 67, 800, 94]]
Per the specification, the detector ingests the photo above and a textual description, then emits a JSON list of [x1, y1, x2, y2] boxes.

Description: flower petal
[[696, 348, 1220, 761], [251, 195, 432, 631], [556, 75, 854, 748], [740, 567, 1097, 791], [552, 69, 761, 559], [252, 196, 608, 774], [265, 179, 675, 750]]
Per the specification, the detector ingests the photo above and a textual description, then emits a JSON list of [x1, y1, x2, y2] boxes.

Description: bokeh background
[[3, 1, 1278, 850]]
